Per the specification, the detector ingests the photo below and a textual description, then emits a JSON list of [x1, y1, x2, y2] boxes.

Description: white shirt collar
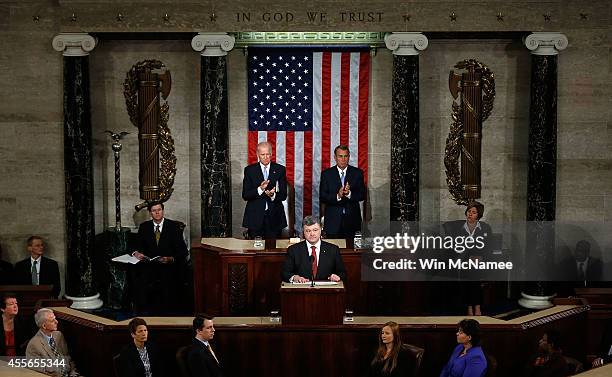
[[195, 337, 210, 347], [306, 240, 322, 252], [336, 166, 347, 175], [463, 221, 482, 236], [153, 218, 165, 231]]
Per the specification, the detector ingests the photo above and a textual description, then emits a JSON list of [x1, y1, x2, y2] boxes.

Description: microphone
[[310, 255, 315, 287]]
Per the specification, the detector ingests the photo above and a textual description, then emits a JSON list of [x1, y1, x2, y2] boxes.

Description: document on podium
[[291, 281, 339, 286]]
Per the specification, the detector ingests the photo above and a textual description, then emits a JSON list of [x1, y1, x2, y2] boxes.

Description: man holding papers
[[131, 202, 188, 315], [281, 216, 347, 283]]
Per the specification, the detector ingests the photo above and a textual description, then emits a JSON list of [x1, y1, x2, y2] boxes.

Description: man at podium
[[281, 216, 347, 283]]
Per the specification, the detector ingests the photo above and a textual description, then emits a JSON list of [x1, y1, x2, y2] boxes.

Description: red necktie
[[311, 245, 318, 280]]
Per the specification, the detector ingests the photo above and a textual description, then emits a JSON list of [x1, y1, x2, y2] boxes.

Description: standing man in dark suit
[[559, 240, 603, 282], [319, 145, 366, 239], [13, 236, 61, 298], [242, 141, 288, 239], [281, 216, 347, 283], [188, 314, 224, 377], [132, 202, 188, 315]]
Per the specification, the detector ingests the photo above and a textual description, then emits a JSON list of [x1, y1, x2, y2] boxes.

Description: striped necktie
[[31, 260, 38, 285], [49, 337, 69, 377], [207, 343, 219, 364]]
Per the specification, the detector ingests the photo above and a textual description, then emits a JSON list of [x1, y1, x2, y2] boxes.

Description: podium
[[280, 282, 346, 325]]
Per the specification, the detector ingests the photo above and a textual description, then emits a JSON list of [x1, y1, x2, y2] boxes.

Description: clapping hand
[[259, 179, 270, 191]]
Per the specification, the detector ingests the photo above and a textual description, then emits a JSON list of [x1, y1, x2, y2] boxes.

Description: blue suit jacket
[[440, 344, 487, 377]]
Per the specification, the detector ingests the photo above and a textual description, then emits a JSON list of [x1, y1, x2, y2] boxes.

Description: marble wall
[[1, 1, 611, 296]]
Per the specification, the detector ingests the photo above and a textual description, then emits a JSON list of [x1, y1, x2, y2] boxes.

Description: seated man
[[281, 216, 347, 283], [132, 202, 189, 315], [13, 236, 61, 298], [26, 308, 80, 377], [188, 314, 224, 377]]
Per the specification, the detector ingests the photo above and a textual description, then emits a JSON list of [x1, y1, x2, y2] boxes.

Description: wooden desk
[[51, 304, 589, 377], [192, 238, 432, 316], [280, 282, 346, 325], [573, 364, 612, 376], [0, 361, 46, 376]]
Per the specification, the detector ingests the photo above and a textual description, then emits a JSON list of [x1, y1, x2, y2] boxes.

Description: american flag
[[247, 48, 370, 233]]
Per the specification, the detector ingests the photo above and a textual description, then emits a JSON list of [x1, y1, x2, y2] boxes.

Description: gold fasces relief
[[444, 59, 495, 205], [123, 60, 176, 211]]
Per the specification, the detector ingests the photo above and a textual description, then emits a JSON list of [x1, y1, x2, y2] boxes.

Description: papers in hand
[[291, 281, 338, 286], [111, 254, 162, 264]]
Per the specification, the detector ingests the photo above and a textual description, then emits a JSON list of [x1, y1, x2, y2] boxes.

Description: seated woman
[[0, 293, 30, 356], [118, 318, 165, 377], [368, 321, 416, 377], [440, 319, 487, 377]]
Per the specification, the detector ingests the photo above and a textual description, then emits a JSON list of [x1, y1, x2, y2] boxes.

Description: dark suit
[[242, 161, 288, 238], [319, 165, 365, 238], [0, 315, 31, 356], [281, 240, 347, 282], [0, 259, 13, 285], [13, 256, 61, 298], [188, 338, 224, 377], [444, 220, 493, 310], [118, 341, 165, 377], [558, 256, 603, 281], [133, 218, 188, 315]]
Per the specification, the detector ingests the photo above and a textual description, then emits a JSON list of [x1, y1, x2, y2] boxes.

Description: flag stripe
[[330, 53, 341, 167], [349, 53, 360, 159], [294, 132, 304, 231], [358, 52, 370, 184], [321, 52, 332, 171], [303, 131, 313, 217], [340, 53, 351, 147], [276, 131, 286, 166], [248, 132, 259, 164], [285, 131, 295, 187]]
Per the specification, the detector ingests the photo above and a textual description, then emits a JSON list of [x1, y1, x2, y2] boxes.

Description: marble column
[[52, 33, 103, 309], [192, 33, 235, 237], [384, 33, 428, 222], [519, 32, 568, 308]]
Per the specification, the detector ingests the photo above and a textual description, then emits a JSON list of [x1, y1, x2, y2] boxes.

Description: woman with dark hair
[[0, 293, 30, 356], [460, 201, 492, 316], [117, 318, 165, 377], [368, 321, 415, 377], [440, 319, 487, 377]]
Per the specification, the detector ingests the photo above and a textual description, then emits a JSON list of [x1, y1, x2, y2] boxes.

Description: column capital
[[52, 33, 97, 56], [524, 32, 568, 55], [384, 32, 428, 56], [191, 33, 235, 56]]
